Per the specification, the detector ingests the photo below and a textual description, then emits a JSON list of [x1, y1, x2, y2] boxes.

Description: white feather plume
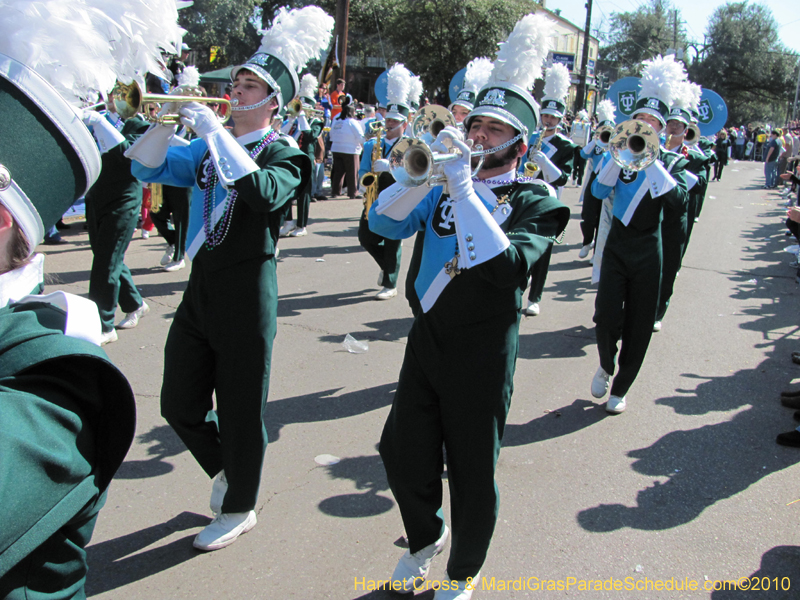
[[576, 109, 589, 121], [0, 0, 189, 105], [387, 63, 411, 106], [177, 66, 200, 88], [596, 99, 616, 123], [490, 13, 554, 91], [686, 81, 702, 112], [298, 73, 318, 99], [407, 75, 423, 107], [463, 57, 493, 94], [638, 54, 687, 107], [258, 6, 334, 73], [543, 63, 570, 101]]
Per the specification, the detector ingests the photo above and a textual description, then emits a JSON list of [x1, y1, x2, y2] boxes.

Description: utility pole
[[574, 0, 593, 112], [335, 0, 350, 81], [793, 57, 800, 122]]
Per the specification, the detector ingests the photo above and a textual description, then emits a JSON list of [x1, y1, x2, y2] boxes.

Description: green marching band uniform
[[127, 3, 329, 551], [369, 13, 569, 595], [657, 101, 708, 325], [84, 113, 150, 334], [687, 124, 716, 242], [0, 53, 136, 597], [590, 55, 691, 410]]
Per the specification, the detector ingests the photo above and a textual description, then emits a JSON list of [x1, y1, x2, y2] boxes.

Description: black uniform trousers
[[150, 184, 190, 262], [358, 208, 402, 289], [160, 255, 277, 513], [527, 243, 553, 303], [594, 221, 662, 398], [287, 176, 312, 228], [579, 170, 602, 247], [85, 193, 144, 332], [656, 203, 688, 322], [683, 189, 703, 253], [380, 308, 519, 581]]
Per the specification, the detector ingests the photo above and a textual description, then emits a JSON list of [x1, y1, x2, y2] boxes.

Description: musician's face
[[384, 118, 403, 139], [232, 71, 277, 113], [635, 112, 664, 133], [666, 120, 687, 136], [451, 104, 470, 123], [541, 114, 561, 130], [467, 116, 526, 170]]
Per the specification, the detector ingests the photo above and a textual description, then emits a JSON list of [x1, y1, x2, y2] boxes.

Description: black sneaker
[[777, 430, 800, 447]]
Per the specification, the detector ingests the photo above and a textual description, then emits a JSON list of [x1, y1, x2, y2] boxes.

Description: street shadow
[[85, 511, 210, 596], [577, 203, 800, 533], [710, 546, 800, 599], [115, 424, 187, 479], [318, 451, 394, 518], [276, 244, 363, 260], [318, 317, 415, 344], [546, 273, 596, 303], [132, 280, 189, 299], [503, 399, 607, 447], [517, 325, 596, 361], [266, 382, 396, 443], [277, 289, 376, 317]]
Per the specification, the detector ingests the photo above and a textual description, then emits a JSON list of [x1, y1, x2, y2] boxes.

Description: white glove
[[373, 158, 390, 173], [597, 158, 622, 186], [441, 137, 475, 202], [124, 123, 178, 168], [530, 151, 562, 183], [82, 110, 125, 153], [430, 125, 465, 155], [582, 139, 597, 155], [179, 102, 223, 139], [296, 114, 310, 132], [643, 160, 677, 197]]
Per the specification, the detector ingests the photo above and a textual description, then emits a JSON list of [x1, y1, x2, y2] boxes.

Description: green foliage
[[179, 0, 263, 70], [600, 0, 688, 77], [688, 2, 798, 126]]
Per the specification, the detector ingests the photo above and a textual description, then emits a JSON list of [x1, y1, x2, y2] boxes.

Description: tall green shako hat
[[297, 73, 319, 109], [540, 63, 571, 119], [595, 98, 617, 129], [0, 0, 187, 255], [450, 57, 493, 112], [385, 64, 412, 122], [232, 6, 334, 114], [631, 54, 687, 129], [467, 13, 554, 142], [668, 79, 701, 126]]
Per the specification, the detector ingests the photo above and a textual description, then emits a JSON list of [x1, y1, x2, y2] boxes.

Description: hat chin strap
[[476, 133, 524, 155], [231, 89, 279, 112]]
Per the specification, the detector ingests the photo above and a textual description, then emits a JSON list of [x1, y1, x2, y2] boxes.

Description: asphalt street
[[39, 160, 800, 599]]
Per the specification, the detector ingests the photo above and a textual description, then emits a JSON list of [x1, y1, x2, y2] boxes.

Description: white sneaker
[[163, 259, 185, 272], [193, 511, 257, 551], [100, 329, 118, 345], [523, 301, 539, 316], [160, 245, 175, 266], [433, 571, 480, 600], [653, 321, 662, 332], [390, 526, 449, 592], [209, 470, 228, 515], [279, 220, 296, 237], [289, 226, 307, 237], [578, 242, 594, 259], [141, 229, 150, 239], [376, 287, 398, 300], [117, 301, 149, 330], [591, 366, 611, 398], [606, 395, 627, 414]]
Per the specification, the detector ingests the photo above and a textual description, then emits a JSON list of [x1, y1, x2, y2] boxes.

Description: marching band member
[[589, 55, 691, 414], [280, 74, 326, 237], [687, 107, 716, 232], [571, 109, 591, 187], [357, 64, 413, 300], [655, 81, 707, 332], [126, 5, 331, 551], [522, 63, 578, 316], [577, 99, 616, 259], [369, 14, 568, 598]]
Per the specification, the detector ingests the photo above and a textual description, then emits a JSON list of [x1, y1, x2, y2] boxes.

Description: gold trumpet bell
[[609, 119, 660, 171], [411, 105, 457, 139], [684, 123, 701, 146], [108, 80, 231, 125]]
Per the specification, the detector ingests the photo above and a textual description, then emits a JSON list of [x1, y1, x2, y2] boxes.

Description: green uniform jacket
[[0, 301, 136, 598], [297, 118, 324, 161], [84, 117, 150, 212]]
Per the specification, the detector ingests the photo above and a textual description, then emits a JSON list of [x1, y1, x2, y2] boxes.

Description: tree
[[688, 2, 797, 126], [599, 0, 688, 78]]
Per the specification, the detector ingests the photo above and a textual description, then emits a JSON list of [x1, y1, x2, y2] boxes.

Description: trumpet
[[286, 98, 325, 120], [608, 119, 660, 171], [411, 105, 457, 139], [389, 137, 486, 188], [88, 80, 231, 125], [684, 123, 701, 146], [594, 124, 614, 145]]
